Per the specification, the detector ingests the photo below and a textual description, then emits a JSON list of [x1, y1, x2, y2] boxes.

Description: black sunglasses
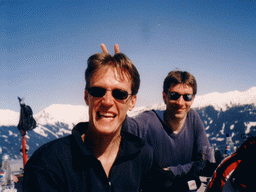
[[167, 92, 194, 101], [88, 87, 132, 100]]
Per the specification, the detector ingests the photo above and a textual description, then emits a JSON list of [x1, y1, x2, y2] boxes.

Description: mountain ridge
[[1, 87, 256, 159], [1, 87, 256, 127]]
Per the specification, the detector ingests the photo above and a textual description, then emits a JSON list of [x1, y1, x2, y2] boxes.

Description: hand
[[100, 44, 120, 54], [189, 160, 218, 177], [12, 174, 19, 183], [189, 160, 208, 176]]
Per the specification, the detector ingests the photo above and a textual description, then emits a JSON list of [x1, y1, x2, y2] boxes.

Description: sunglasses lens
[[168, 92, 181, 100], [184, 94, 194, 101], [112, 89, 129, 100], [88, 87, 106, 97], [168, 92, 194, 101], [88, 87, 129, 100]]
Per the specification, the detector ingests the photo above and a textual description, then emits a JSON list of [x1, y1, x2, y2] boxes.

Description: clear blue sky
[[1, 0, 256, 114]]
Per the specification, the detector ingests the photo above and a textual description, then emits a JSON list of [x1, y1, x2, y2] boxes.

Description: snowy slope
[[35, 104, 89, 129], [0, 110, 19, 127], [193, 87, 256, 111]]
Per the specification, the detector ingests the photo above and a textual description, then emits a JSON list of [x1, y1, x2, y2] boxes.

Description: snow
[[216, 137, 225, 142], [32, 125, 49, 137], [0, 110, 19, 126], [34, 104, 89, 129], [244, 122, 256, 134], [33, 125, 59, 138], [193, 87, 256, 111], [220, 123, 225, 135]]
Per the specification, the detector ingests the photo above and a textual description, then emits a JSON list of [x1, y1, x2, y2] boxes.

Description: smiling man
[[127, 70, 214, 191], [163, 71, 197, 134], [23, 52, 153, 191], [131, 71, 212, 178]]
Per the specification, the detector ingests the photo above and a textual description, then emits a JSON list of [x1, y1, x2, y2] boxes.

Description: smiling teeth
[[98, 112, 115, 118]]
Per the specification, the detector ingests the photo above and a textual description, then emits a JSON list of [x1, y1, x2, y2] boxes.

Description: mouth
[[175, 108, 186, 113], [97, 112, 116, 119]]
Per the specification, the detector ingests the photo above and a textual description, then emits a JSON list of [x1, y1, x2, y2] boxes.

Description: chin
[[94, 122, 121, 135], [174, 113, 187, 119]]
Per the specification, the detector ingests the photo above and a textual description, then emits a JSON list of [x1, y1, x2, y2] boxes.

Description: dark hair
[[163, 70, 197, 95], [85, 52, 140, 95]]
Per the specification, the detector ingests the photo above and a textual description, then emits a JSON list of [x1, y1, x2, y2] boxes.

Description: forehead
[[90, 66, 132, 89], [169, 83, 193, 93]]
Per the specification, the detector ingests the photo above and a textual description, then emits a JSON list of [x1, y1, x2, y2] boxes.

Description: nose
[[176, 95, 185, 105], [102, 90, 114, 106]]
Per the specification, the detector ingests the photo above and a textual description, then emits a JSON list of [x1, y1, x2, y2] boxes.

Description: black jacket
[[23, 117, 153, 192]]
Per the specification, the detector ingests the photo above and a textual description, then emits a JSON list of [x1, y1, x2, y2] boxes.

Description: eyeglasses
[[88, 87, 132, 100], [167, 92, 194, 101]]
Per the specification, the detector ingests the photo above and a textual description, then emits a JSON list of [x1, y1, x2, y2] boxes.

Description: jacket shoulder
[[26, 135, 72, 167]]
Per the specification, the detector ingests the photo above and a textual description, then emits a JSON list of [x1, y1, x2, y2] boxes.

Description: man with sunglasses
[[131, 70, 213, 190], [23, 51, 154, 191]]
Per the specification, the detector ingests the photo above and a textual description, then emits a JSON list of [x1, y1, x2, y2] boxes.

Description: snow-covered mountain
[[1, 87, 256, 159], [0, 109, 19, 127], [193, 87, 256, 111]]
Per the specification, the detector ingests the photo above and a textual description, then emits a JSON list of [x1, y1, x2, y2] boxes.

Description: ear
[[162, 91, 168, 104], [84, 90, 89, 106], [128, 95, 137, 111]]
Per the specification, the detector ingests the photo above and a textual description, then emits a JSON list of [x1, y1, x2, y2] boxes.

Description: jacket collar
[[71, 116, 145, 169]]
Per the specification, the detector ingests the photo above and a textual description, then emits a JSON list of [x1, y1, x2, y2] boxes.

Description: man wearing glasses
[[133, 70, 211, 168], [23, 51, 153, 191], [131, 71, 213, 190]]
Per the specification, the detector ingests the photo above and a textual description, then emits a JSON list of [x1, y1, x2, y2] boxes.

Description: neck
[[83, 129, 121, 157], [82, 128, 122, 177], [165, 111, 187, 134]]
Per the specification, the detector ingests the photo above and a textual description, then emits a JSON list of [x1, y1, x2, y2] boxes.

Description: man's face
[[163, 83, 195, 120], [84, 66, 137, 136]]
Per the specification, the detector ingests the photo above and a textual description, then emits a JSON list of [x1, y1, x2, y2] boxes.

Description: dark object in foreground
[[17, 97, 36, 133], [143, 168, 201, 192], [189, 160, 218, 177], [206, 136, 256, 192]]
